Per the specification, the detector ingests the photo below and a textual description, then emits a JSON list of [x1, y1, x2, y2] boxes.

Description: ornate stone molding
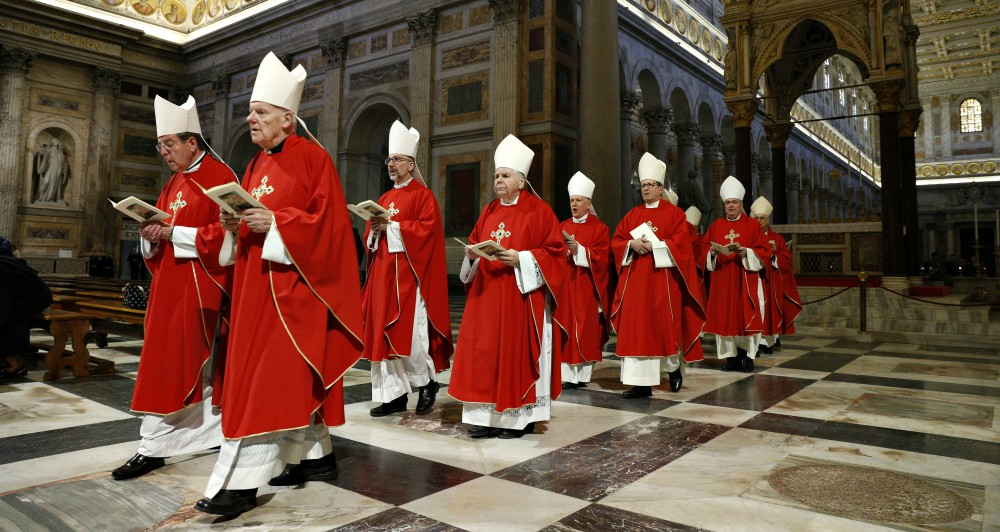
[[757, 158, 772, 177], [763, 122, 794, 149], [490, 0, 522, 26], [700, 134, 724, 156], [322, 38, 347, 70], [407, 11, 437, 47], [673, 122, 701, 144], [621, 90, 642, 121], [0, 45, 36, 76], [642, 107, 673, 134], [93, 68, 122, 93], [721, 144, 737, 163], [211, 75, 230, 97], [870, 79, 903, 112], [725, 98, 759, 128], [787, 172, 800, 190], [898, 107, 923, 137]]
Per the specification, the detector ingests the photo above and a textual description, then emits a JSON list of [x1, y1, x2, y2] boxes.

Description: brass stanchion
[[858, 270, 867, 334]]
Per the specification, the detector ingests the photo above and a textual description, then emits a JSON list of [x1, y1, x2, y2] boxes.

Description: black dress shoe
[[194, 488, 258, 517], [467, 425, 494, 438], [112, 453, 165, 480], [668, 370, 683, 392], [758, 345, 772, 355], [741, 356, 755, 373], [774, 338, 782, 348], [268, 452, 338, 486], [723, 357, 741, 371], [415, 381, 440, 415], [370, 394, 407, 417], [622, 385, 652, 399], [498, 422, 535, 439], [561, 382, 578, 389]]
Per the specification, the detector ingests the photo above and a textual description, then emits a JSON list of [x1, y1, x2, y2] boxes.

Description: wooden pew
[[75, 290, 124, 301], [75, 300, 145, 348], [49, 294, 90, 312], [29, 309, 115, 381]]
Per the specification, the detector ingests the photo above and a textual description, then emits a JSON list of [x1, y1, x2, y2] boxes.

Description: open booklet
[[710, 241, 740, 256], [203, 182, 265, 216], [562, 230, 575, 241], [629, 223, 661, 243], [108, 197, 170, 223], [347, 200, 391, 221], [453, 237, 506, 261]]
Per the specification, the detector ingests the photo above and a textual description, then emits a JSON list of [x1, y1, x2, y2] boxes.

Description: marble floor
[[1, 296, 998, 531]]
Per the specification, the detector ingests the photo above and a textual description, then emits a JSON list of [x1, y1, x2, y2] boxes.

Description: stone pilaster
[[407, 11, 436, 175], [0, 45, 35, 239], [490, 0, 523, 150], [786, 172, 800, 223], [756, 158, 772, 201], [621, 90, 644, 210], [673, 122, 701, 193], [85, 68, 121, 254], [725, 97, 758, 208], [211, 74, 230, 151], [321, 38, 346, 154], [642, 107, 672, 173]]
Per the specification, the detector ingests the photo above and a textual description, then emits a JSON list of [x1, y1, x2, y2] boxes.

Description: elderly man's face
[[754, 213, 770, 231], [386, 155, 414, 183], [494, 167, 524, 201], [157, 134, 199, 172], [570, 195, 591, 218], [247, 102, 292, 150], [724, 199, 743, 220], [640, 180, 662, 204]]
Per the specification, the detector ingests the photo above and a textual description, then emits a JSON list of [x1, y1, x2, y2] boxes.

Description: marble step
[[795, 323, 1000, 350], [798, 305, 991, 324], [795, 314, 1000, 337]]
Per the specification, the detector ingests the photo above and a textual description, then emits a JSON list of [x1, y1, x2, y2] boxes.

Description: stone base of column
[[881, 276, 910, 295]]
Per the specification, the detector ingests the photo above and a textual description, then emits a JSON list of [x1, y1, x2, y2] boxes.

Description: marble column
[[408, 11, 436, 175], [321, 38, 346, 156], [621, 90, 643, 212], [899, 106, 922, 276], [992, 89, 1000, 155], [210, 75, 230, 152], [939, 96, 952, 159], [719, 144, 735, 218], [920, 96, 933, 161], [872, 79, 905, 278], [756, 157, 772, 203], [725, 97, 758, 211], [0, 46, 35, 239], [85, 68, 121, 254], [787, 173, 800, 223], [580, 0, 621, 222], [642, 108, 671, 177], [672, 123, 700, 189], [763, 122, 793, 223], [490, 0, 523, 150]]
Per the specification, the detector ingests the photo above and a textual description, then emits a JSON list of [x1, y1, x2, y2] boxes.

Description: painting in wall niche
[[31, 128, 74, 205]]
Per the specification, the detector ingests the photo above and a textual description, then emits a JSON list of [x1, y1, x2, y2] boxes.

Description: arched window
[[960, 98, 983, 133]]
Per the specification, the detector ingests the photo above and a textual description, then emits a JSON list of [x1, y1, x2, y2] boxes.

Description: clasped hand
[[139, 221, 172, 243], [629, 238, 653, 255], [220, 208, 273, 233]]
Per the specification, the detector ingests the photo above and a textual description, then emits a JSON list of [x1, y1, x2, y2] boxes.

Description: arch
[[753, 16, 871, 92], [636, 69, 662, 109], [668, 87, 692, 124], [958, 96, 984, 133], [696, 101, 716, 135], [227, 127, 256, 181], [342, 98, 409, 206]]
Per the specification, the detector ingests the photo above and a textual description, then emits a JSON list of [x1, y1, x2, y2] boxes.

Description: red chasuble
[[610, 202, 706, 361], [361, 181, 453, 370], [132, 154, 236, 416], [761, 230, 802, 336], [449, 192, 567, 413], [558, 215, 611, 365], [222, 134, 363, 439], [702, 214, 771, 337]]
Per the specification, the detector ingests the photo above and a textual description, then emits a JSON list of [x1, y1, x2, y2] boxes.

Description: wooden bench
[[75, 290, 124, 300], [50, 294, 90, 311], [76, 300, 146, 347], [30, 309, 114, 381]]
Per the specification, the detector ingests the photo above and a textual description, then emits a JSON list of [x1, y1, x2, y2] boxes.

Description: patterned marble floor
[[1, 296, 998, 531]]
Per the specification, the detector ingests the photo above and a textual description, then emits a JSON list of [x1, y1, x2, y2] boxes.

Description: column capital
[[870, 78, 903, 112], [641, 107, 673, 134], [0, 45, 36, 76], [898, 107, 923, 137], [211, 75, 230, 97], [756, 158, 772, 177], [673, 122, 701, 144], [322, 38, 347, 71], [725, 97, 759, 128], [991, 88, 1000, 98], [94, 68, 122, 93], [621, 90, 642, 121], [700, 134, 724, 156], [490, 0, 523, 25], [787, 172, 800, 190], [407, 11, 437, 47], [721, 144, 737, 162], [763, 122, 794, 149]]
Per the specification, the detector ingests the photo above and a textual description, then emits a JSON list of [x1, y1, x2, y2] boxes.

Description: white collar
[[500, 194, 520, 206], [644, 200, 660, 208], [393, 177, 413, 189], [726, 213, 743, 221], [183, 151, 207, 174], [572, 213, 589, 223]]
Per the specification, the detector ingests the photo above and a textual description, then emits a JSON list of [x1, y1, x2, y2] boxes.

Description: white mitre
[[720, 175, 745, 201], [388, 120, 419, 158], [665, 188, 679, 205], [154, 95, 201, 137], [685, 206, 702, 227], [250, 51, 306, 115], [567, 171, 595, 199], [495, 134, 534, 176], [751, 196, 774, 217], [637, 153, 666, 185]]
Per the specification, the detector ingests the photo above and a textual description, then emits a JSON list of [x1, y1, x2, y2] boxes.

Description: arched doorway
[[342, 103, 408, 206]]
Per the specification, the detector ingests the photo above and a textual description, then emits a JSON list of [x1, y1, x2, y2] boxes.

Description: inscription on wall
[[26, 227, 70, 240], [0, 16, 122, 57], [349, 61, 410, 91]]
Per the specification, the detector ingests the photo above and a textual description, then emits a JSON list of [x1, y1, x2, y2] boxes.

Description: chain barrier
[[877, 284, 996, 308], [801, 282, 860, 306]]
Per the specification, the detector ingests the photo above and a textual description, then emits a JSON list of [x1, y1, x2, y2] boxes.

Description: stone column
[[725, 97, 758, 211], [673, 123, 700, 191], [719, 145, 735, 218], [899, 106, 922, 276], [0, 45, 35, 239], [939, 96, 951, 159], [408, 11, 436, 175], [787, 173, 800, 223], [992, 89, 1000, 155], [490, 0, 523, 150], [699, 135, 723, 223], [211, 75, 230, 152], [85, 68, 121, 254], [756, 157, 772, 203], [920, 96, 933, 160], [872, 78, 905, 278], [580, 0, 621, 222], [321, 38, 346, 155], [763, 122, 793, 223], [642, 108, 671, 175], [620, 90, 643, 213]]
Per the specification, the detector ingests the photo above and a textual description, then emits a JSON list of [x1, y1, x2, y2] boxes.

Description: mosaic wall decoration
[[85, 0, 279, 34], [349, 61, 409, 91], [441, 40, 490, 70]]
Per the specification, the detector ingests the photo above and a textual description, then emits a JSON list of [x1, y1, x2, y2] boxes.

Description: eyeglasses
[[384, 156, 413, 165], [156, 140, 179, 152], [639, 183, 661, 189]]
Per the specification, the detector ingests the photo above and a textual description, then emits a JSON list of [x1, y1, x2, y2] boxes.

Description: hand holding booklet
[[108, 197, 170, 223], [629, 223, 661, 243], [347, 200, 391, 221], [203, 182, 265, 216], [453, 237, 506, 261], [710, 241, 740, 256]]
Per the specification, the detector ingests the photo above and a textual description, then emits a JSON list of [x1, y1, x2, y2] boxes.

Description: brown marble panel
[[440, 71, 489, 125], [392, 28, 410, 47], [849, 393, 994, 427], [349, 40, 367, 60], [301, 81, 324, 103], [30, 88, 86, 119], [493, 416, 731, 501], [117, 128, 159, 163], [118, 105, 155, 124], [689, 374, 815, 411], [440, 12, 463, 34], [441, 40, 490, 70], [336, 507, 462, 531], [371, 34, 388, 53], [115, 167, 162, 194], [892, 362, 998, 381], [469, 5, 491, 26], [349, 61, 409, 91], [542, 504, 707, 531]]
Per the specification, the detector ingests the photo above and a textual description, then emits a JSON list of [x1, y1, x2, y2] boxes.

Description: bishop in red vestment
[[751, 197, 802, 352], [197, 52, 362, 517], [558, 172, 611, 388], [362, 121, 452, 417], [610, 154, 705, 398], [702, 177, 771, 372], [449, 134, 567, 440], [113, 96, 236, 482]]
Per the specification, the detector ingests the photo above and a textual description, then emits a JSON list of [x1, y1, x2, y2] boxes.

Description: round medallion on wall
[[701, 29, 712, 52], [919, 165, 934, 177], [674, 9, 687, 34], [161, 0, 187, 25], [208, 0, 221, 17], [659, 1, 671, 24], [225, 0, 240, 11], [950, 163, 965, 175], [967, 162, 981, 174], [935, 164, 949, 176], [192, 1, 206, 24], [983, 161, 998, 173], [713, 38, 723, 60], [689, 20, 700, 44], [644, 0, 656, 11], [130, 0, 156, 16], [102, 0, 125, 6]]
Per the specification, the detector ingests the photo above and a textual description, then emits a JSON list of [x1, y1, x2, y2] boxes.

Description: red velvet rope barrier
[[801, 282, 860, 305], [877, 284, 996, 307]]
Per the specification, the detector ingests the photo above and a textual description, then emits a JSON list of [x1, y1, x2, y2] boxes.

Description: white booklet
[[108, 197, 170, 223], [629, 223, 661, 243], [453, 237, 506, 261], [203, 182, 265, 216], [347, 200, 391, 221]]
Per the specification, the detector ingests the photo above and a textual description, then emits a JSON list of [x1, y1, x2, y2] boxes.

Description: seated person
[[0, 237, 52, 378]]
